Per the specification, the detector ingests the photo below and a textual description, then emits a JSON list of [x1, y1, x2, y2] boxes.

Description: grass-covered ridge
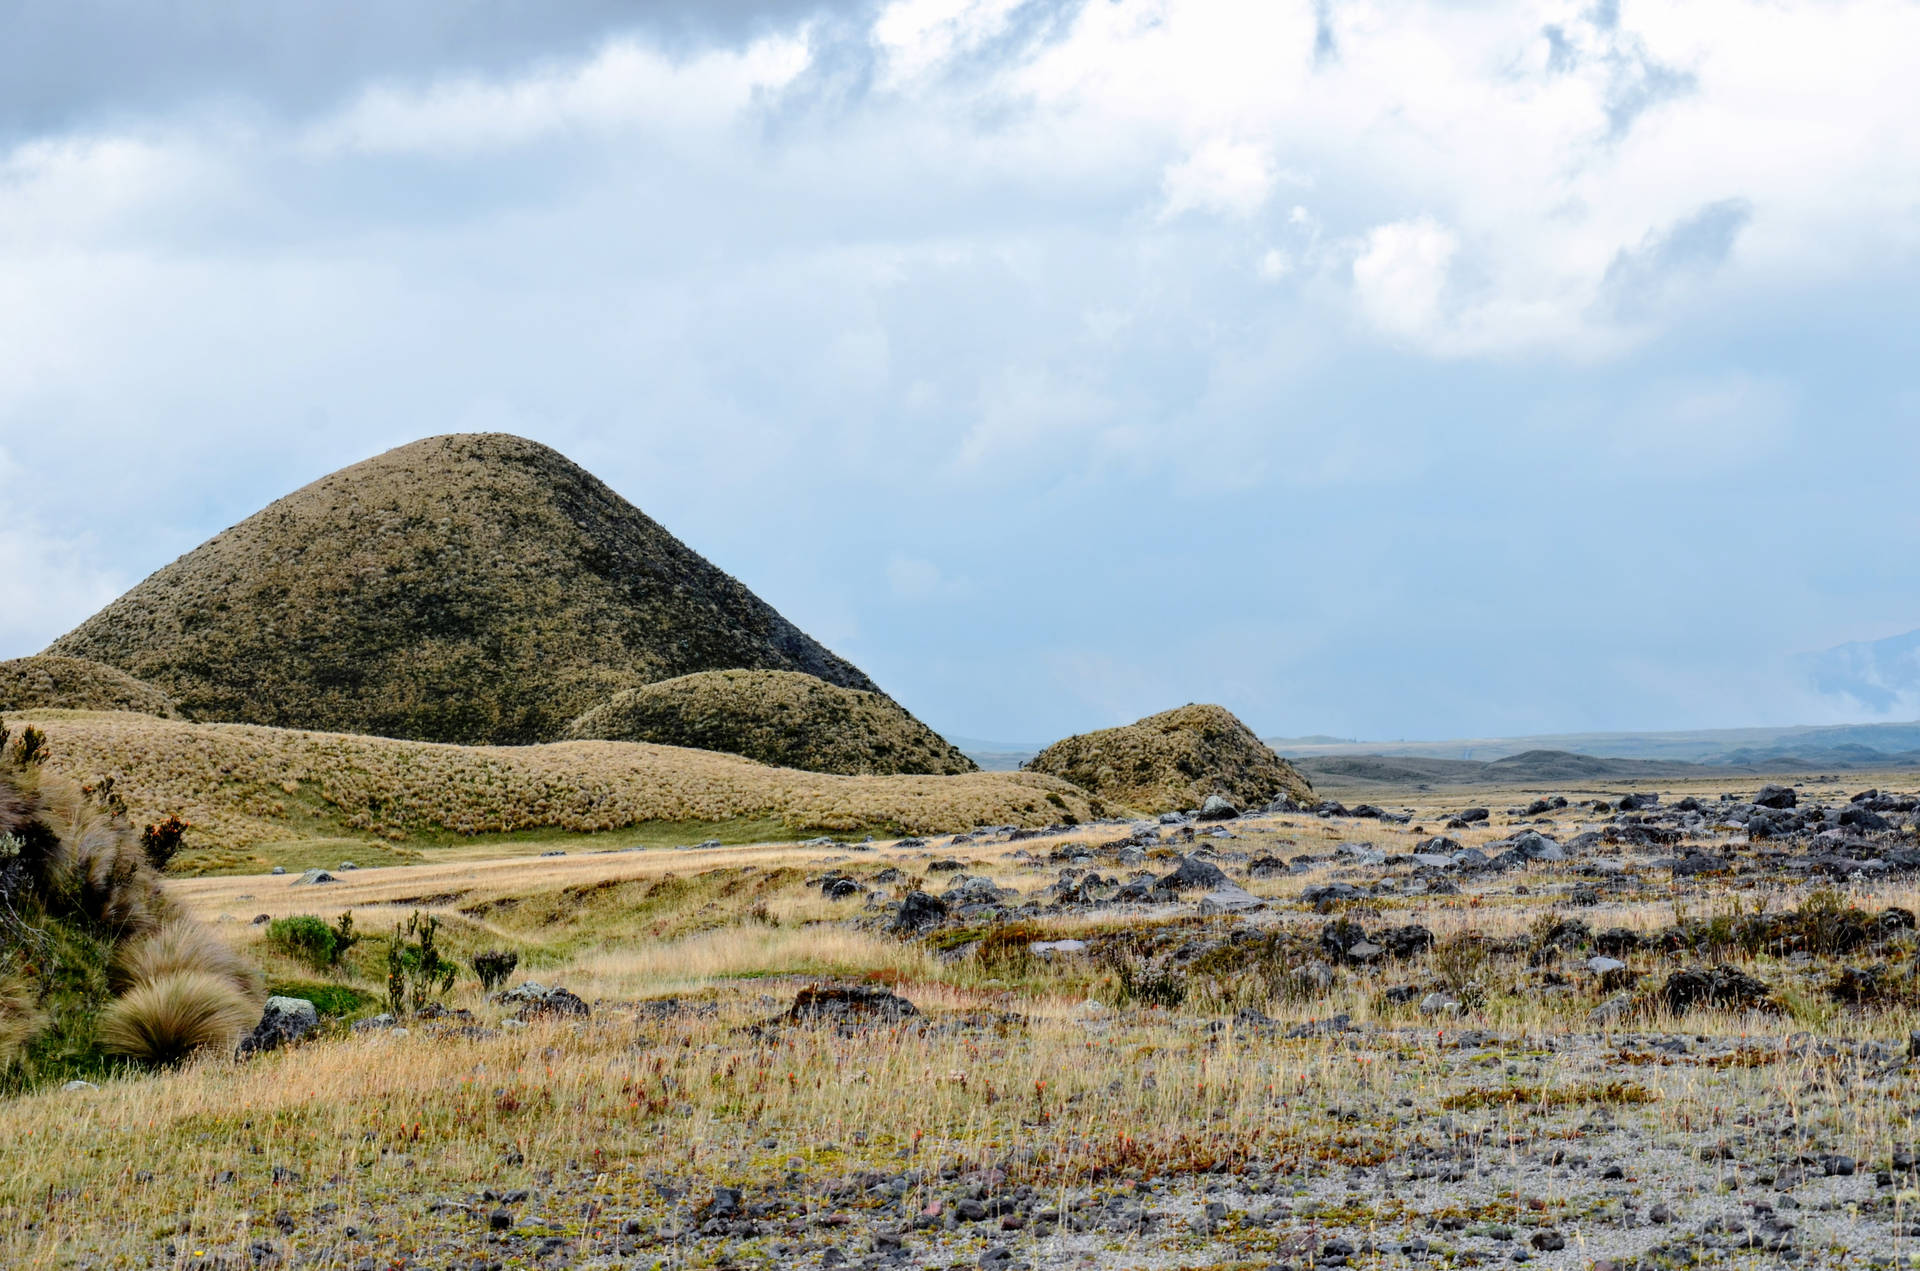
[[0, 655, 181, 719], [1025, 702, 1314, 813], [11, 710, 1109, 868], [46, 433, 880, 745], [566, 669, 978, 776]]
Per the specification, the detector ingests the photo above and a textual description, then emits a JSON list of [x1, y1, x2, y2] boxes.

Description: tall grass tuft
[[111, 922, 262, 999], [0, 976, 45, 1068], [97, 971, 255, 1065]]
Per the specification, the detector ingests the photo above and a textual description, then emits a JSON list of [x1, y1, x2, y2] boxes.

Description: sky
[[3, 0, 1919, 745]]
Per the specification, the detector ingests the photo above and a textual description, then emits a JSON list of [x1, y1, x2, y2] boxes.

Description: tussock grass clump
[[1026, 703, 1314, 814], [566, 669, 977, 776], [97, 971, 255, 1065], [0, 717, 263, 1084], [46, 433, 880, 745], [0, 655, 181, 719], [14, 711, 1104, 855], [112, 922, 262, 999]]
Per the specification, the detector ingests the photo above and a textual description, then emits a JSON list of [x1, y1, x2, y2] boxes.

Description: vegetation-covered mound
[[0, 720, 261, 1088], [566, 670, 977, 776], [0, 656, 181, 718], [46, 433, 878, 745], [11, 711, 1107, 865], [1025, 703, 1313, 814]]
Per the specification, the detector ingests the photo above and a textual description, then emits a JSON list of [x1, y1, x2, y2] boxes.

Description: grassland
[[8, 710, 1109, 872], [9, 765, 1920, 1267]]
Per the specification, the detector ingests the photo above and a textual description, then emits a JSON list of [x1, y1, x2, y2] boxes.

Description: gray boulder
[[1196, 795, 1240, 822], [238, 996, 320, 1057]]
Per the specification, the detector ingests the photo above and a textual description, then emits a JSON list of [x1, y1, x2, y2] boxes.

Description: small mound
[[1025, 704, 1313, 814], [0, 656, 180, 718], [566, 670, 977, 776]]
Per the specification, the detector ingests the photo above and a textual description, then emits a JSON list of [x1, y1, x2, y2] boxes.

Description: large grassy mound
[[1025, 703, 1313, 814], [47, 433, 877, 745], [566, 670, 977, 777], [0, 656, 181, 718], [10, 711, 1108, 867]]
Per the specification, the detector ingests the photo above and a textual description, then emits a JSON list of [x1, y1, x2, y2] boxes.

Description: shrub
[[387, 911, 456, 1016], [112, 922, 262, 998], [471, 949, 518, 992], [267, 916, 337, 971], [98, 971, 255, 1065], [140, 815, 190, 872], [9, 726, 48, 767]]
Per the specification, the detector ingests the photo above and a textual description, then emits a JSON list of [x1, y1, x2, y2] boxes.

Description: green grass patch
[[265, 981, 376, 1018]]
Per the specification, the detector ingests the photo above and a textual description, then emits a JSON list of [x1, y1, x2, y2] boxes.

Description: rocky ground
[[19, 773, 1920, 1270]]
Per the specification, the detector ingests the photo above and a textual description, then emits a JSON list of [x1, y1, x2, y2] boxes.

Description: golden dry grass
[[0, 655, 180, 718], [9, 710, 1107, 863], [96, 971, 257, 1065]]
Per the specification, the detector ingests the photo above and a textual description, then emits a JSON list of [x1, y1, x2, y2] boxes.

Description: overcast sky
[[3, 0, 1918, 744]]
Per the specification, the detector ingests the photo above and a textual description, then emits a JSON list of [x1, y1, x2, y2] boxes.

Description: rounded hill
[[0, 656, 182, 718], [565, 670, 977, 776], [46, 434, 877, 745], [1024, 703, 1313, 814]]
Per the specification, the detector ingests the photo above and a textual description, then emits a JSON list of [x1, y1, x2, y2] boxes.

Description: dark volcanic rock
[[785, 985, 918, 1026], [1662, 965, 1774, 1014], [1158, 856, 1229, 892], [893, 890, 949, 933]]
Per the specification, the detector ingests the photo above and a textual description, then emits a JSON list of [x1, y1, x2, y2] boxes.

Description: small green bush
[[267, 915, 337, 971], [387, 911, 456, 1016]]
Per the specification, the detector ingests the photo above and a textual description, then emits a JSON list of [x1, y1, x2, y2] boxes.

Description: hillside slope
[[47, 433, 876, 745], [566, 670, 977, 776], [0, 656, 181, 718], [5, 711, 1106, 866]]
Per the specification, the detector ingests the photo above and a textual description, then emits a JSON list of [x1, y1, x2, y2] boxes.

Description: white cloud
[[1160, 138, 1275, 220], [1257, 248, 1292, 280], [1351, 218, 1456, 341], [305, 34, 811, 156], [0, 451, 126, 657]]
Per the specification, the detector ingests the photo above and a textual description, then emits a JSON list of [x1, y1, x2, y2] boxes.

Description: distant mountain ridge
[[1269, 720, 1920, 769]]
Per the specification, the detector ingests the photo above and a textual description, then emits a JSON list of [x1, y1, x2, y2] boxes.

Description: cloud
[[1599, 198, 1752, 320], [1160, 138, 1276, 220], [1351, 218, 1457, 342], [0, 451, 126, 655], [0, 0, 857, 140], [1, 0, 1919, 740]]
